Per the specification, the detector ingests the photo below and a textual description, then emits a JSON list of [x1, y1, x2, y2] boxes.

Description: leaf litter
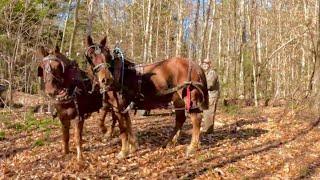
[[1, 106, 320, 179]]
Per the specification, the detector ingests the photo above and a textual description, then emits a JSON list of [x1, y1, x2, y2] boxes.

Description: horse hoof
[[116, 151, 128, 160]]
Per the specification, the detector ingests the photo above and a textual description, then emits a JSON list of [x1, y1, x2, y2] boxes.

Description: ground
[[1, 105, 320, 179]]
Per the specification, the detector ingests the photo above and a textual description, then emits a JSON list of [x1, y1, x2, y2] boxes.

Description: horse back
[[142, 57, 209, 110]]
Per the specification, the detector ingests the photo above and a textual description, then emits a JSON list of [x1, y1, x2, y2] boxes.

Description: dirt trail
[[1, 107, 320, 179]]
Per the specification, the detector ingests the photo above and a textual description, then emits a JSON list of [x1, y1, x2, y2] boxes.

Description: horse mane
[[50, 51, 89, 84]]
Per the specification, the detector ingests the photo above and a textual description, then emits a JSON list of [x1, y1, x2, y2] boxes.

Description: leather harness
[[85, 45, 206, 113]]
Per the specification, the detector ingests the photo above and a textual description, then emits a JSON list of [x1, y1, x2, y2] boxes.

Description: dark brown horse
[[37, 46, 110, 161], [85, 36, 209, 158]]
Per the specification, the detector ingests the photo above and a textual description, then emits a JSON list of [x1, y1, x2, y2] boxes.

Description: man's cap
[[203, 58, 211, 64]]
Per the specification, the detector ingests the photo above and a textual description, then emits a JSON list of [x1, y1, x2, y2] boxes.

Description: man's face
[[202, 63, 209, 70]]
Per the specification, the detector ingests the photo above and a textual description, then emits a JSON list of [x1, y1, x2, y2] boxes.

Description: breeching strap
[[186, 85, 191, 112], [186, 59, 192, 111]]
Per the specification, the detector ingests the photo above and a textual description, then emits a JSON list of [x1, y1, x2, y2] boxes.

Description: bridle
[[42, 54, 83, 119], [42, 55, 66, 84], [85, 45, 112, 75]]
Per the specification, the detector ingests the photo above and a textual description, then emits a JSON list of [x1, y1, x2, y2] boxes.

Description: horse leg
[[186, 112, 202, 156], [99, 108, 108, 134], [124, 112, 138, 153], [106, 111, 117, 138], [114, 112, 129, 159], [164, 109, 186, 148], [74, 117, 84, 161], [60, 119, 70, 155]]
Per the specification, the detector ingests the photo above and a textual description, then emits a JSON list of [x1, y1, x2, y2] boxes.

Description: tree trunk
[[205, 1, 216, 61], [130, 1, 135, 58], [87, 0, 95, 36], [143, 0, 152, 63], [61, 0, 72, 52], [192, 0, 200, 59], [218, 18, 222, 69], [307, 0, 320, 96], [147, 2, 155, 63], [68, 0, 80, 57], [254, 2, 261, 106], [239, 0, 245, 98], [155, 1, 161, 59], [175, 0, 183, 56], [199, 0, 213, 62], [165, 6, 172, 59], [233, 0, 238, 98]]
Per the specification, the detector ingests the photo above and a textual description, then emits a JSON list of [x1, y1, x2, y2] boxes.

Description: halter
[[92, 62, 111, 74]]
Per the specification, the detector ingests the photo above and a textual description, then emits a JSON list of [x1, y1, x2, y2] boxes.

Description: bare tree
[[61, 0, 72, 52], [87, 0, 95, 36], [175, 0, 184, 57], [198, 0, 213, 62], [143, 0, 152, 62], [69, 0, 81, 57]]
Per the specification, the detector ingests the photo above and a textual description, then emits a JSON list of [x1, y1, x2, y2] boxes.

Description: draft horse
[[85, 36, 209, 158], [37, 46, 109, 161]]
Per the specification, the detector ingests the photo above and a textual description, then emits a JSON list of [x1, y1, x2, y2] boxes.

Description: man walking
[[201, 58, 220, 133]]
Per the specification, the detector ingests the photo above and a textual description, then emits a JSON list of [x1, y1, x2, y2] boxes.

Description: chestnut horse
[[37, 46, 110, 161], [85, 36, 209, 157]]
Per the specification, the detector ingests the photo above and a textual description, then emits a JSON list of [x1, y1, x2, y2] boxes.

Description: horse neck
[[123, 58, 135, 67], [64, 65, 82, 87]]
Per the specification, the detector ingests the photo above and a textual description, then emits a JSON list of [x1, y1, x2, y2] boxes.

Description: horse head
[[85, 36, 114, 92], [37, 46, 73, 100]]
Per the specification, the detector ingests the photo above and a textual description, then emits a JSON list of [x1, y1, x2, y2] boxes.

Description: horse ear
[[38, 46, 48, 57], [54, 45, 60, 53], [37, 66, 43, 77], [87, 35, 94, 46], [100, 36, 107, 48]]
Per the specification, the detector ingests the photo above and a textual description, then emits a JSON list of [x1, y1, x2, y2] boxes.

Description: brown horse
[[37, 46, 110, 161], [85, 36, 209, 157]]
